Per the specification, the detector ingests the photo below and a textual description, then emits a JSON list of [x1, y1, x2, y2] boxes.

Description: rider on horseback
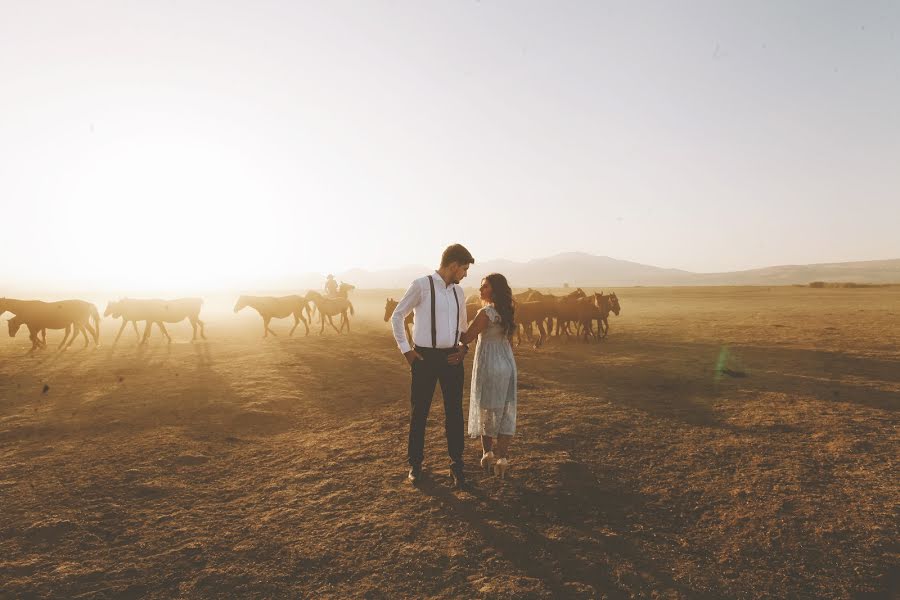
[[324, 274, 339, 298]]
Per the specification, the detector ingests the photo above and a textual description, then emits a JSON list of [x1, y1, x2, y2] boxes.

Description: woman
[[459, 273, 517, 478]]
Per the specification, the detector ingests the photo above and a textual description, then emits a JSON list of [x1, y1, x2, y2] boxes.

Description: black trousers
[[407, 346, 465, 473]]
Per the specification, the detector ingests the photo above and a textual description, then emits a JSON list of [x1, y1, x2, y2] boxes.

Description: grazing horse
[[2, 298, 100, 351], [234, 295, 310, 338], [384, 298, 413, 343], [107, 298, 206, 343], [7, 315, 73, 353], [305, 290, 354, 335]]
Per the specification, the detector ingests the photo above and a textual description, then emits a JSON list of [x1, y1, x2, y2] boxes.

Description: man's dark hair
[[440, 244, 475, 268]]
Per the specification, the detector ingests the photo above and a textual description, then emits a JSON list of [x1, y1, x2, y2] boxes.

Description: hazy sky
[[1, 1, 898, 292]]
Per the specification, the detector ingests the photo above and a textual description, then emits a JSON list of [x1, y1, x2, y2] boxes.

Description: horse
[[305, 290, 354, 335], [549, 288, 588, 338], [7, 315, 73, 353], [594, 292, 621, 338], [514, 300, 552, 348], [384, 298, 413, 343], [234, 295, 309, 338], [106, 298, 205, 344], [104, 300, 143, 343], [466, 301, 481, 323], [2, 298, 100, 351]]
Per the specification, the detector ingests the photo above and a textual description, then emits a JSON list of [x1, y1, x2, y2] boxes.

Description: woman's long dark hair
[[485, 273, 515, 337]]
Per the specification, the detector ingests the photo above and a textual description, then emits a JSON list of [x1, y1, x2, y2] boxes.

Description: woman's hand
[[446, 343, 468, 365]]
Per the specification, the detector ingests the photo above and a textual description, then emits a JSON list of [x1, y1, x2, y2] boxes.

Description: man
[[391, 244, 474, 489], [324, 274, 338, 297]]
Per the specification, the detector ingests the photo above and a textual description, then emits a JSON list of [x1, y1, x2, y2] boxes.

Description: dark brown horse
[[594, 292, 621, 337]]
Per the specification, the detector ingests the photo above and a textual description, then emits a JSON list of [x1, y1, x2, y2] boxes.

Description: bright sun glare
[[48, 128, 304, 294]]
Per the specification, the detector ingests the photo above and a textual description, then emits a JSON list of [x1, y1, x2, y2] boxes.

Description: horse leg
[[523, 321, 534, 343], [535, 321, 546, 349], [328, 314, 341, 334], [344, 311, 351, 333], [131, 320, 140, 339], [197, 318, 206, 340], [141, 321, 153, 345], [29, 331, 41, 354], [65, 326, 80, 349], [65, 325, 82, 349], [113, 320, 128, 345], [158, 322, 172, 343], [189, 318, 198, 341], [289, 313, 299, 336], [263, 317, 277, 337], [57, 325, 71, 350]]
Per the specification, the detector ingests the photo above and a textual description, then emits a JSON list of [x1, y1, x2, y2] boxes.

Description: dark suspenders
[[428, 275, 437, 348], [427, 275, 461, 349], [453, 287, 460, 346]]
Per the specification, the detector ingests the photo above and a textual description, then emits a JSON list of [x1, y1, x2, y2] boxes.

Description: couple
[[390, 244, 517, 489]]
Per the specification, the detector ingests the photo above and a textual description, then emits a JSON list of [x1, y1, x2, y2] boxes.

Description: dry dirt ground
[[1, 287, 897, 599]]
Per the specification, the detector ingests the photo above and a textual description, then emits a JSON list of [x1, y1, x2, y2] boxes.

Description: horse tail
[[348, 301, 355, 316]]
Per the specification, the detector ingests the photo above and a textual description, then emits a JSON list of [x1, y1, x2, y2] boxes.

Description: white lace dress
[[468, 305, 518, 438]]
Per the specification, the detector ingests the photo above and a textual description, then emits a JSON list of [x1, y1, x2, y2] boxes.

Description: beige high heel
[[480, 451, 496, 471], [493, 457, 509, 479]]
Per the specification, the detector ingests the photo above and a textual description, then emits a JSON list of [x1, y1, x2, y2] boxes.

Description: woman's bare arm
[[459, 310, 489, 345]]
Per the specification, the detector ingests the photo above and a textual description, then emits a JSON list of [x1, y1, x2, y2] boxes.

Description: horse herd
[[0, 284, 620, 354], [0, 283, 357, 353], [384, 287, 621, 348]]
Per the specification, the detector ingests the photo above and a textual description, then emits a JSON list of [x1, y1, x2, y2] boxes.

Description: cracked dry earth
[[0, 287, 897, 599]]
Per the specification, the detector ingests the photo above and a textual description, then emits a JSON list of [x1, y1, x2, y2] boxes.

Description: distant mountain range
[[307, 253, 900, 289]]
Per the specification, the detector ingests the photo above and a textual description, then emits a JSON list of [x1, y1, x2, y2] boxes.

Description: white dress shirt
[[391, 272, 468, 353]]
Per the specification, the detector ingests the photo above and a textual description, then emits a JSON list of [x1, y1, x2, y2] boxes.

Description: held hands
[[447, 343, 468, 365], [405, 345, 467, 366]]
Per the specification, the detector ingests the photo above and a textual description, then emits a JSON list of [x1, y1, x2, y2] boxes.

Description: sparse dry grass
[[0, 286, 897, 598]]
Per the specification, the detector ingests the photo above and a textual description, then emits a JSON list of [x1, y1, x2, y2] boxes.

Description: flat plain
[[1, 286, 897, 599]]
